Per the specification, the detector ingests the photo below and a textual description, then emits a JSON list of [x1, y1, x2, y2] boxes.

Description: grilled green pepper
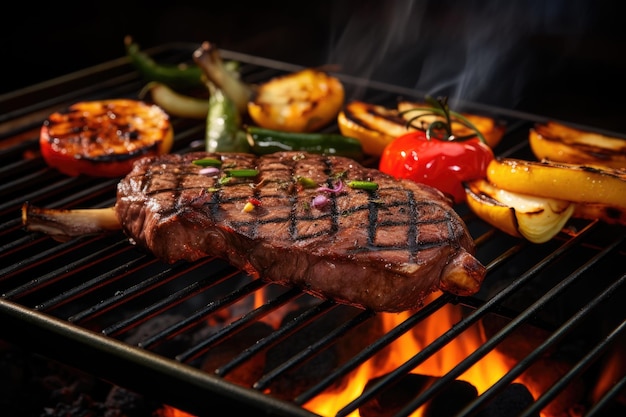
[[206, 86, 250, 153], [246, 126, 364, 160], [125, 36, 204, 90]]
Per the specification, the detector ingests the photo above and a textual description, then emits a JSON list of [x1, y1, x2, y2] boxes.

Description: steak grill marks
[[137, 153, 459, 263]]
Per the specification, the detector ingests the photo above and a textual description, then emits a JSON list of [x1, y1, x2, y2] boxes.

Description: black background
[[3, 0, 625, 132]]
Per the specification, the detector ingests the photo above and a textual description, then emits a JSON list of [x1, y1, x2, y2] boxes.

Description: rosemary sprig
[[399, 96, 487, 145]]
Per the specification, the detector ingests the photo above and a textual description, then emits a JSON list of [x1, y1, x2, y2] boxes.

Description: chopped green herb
[[218, 177, 232, 185], [348, 180, 378, 190], [192, 158, 222, 167], [224, 169, 259, 177], [297, 176, 318, 188]]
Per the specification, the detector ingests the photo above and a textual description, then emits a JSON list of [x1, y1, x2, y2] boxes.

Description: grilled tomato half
[[40, 99, 174, 177]]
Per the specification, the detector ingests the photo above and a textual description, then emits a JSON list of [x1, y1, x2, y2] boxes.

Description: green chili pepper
[[246, 126, 364, 160], [192, 158, 222, 167], [297, 176, 318, 188], [347, 180, 379, 190], [206, 86, 250, 153], [125, 36, 204, 91], [224, 169, 259, 177]]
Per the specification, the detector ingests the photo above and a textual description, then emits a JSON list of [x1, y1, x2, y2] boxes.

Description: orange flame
[[157, 405, 196, 417], [304, 298, 512, 416]]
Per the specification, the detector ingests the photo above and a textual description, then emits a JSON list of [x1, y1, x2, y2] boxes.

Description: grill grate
[[1, 43, 625, 417]]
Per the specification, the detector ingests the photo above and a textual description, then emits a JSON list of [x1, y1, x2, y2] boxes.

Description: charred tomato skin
[[379, 131, 494, 204], [39, 99, 174, 178], [40, 125, 160, 178]]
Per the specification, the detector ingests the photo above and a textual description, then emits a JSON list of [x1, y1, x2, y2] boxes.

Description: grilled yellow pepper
[[529, 121, 626, 169], [486, 158, 626, 208]]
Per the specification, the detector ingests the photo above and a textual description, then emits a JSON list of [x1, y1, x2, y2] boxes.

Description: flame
[[157, 405, 196, 417], [304, 297, 513, 416]]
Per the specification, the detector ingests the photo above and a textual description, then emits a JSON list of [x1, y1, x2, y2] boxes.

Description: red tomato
[[379, 131, 494, 204], [39, 99, 174, 178]]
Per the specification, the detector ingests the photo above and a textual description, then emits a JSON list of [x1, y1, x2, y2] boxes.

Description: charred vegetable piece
[[40, 99, 173, 178], [486, 158, 626, 209], [464, 178, 574, 243], [205, 85, 249, 153], [193, 41, 254, 115], [125, 36, 204, 90], [246, 126, 363, 159], [337, 100, 409, 156], [529, 121, 626, 169], [248, 68, 345, 133], [21, 203, 120, 242], [572, 202, 626, 225]]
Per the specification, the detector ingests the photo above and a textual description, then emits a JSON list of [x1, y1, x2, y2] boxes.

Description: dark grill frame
[[1, 43, 624, 417]]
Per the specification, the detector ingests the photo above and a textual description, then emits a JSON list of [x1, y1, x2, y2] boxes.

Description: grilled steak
[[116, 151, 486, 312]]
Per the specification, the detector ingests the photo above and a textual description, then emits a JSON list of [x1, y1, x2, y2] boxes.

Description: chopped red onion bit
[[199, 167, 221, 176], [312, 194, 330, 209], [316, 180, 344, 194]]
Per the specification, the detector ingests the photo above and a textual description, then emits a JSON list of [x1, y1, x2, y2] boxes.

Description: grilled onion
[[247, 68, 345, 133], [465, 178, 574, 243], [22, 203, 120, 242], [486, 158, 626, 209], [530, 121, 626, 169], [140, 82, 210, 119]]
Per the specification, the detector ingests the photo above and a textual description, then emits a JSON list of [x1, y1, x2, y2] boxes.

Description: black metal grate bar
[[519, 316, 626, 417], [216, 299, 338, 379], [102, 260, 239, 338], [175, 285, 303, 363], [253, 308, 377, 391]]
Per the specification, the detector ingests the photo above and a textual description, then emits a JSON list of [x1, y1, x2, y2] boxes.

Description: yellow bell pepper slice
[[530, 121, 626, 169], [486, 158, 626, 208]]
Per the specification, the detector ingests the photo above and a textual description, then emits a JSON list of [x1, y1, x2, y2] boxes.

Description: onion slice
[[21, 203, 120, 242], [465, 179, 574, 243]]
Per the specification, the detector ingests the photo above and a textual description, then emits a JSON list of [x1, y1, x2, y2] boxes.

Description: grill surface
[[1, 43, 625, 417]]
